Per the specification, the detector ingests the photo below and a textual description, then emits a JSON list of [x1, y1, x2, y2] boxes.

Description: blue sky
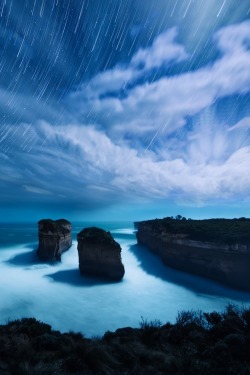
[[0, 0, 250, 222]]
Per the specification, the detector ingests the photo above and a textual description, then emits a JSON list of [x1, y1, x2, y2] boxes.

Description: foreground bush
[[0, 304, 250, 374]]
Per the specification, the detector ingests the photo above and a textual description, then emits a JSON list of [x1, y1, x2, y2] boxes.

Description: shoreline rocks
[[77, 227, 125, 281], [37, 219, 72, 261]]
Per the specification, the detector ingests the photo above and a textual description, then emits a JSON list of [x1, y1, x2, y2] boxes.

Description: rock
[[135, 218, 250, 291], [37, 219, 72, 261], [77, 227, 125, 280]]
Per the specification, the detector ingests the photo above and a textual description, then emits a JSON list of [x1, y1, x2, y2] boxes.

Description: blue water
[[0, 221, 250, 337]]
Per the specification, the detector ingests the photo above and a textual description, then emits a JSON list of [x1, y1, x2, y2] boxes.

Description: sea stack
[[37, 219, 72, 261], [77, 227, 125, 281]]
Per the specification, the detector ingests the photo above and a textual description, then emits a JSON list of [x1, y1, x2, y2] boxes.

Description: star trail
[[0, 0, 249, 221]]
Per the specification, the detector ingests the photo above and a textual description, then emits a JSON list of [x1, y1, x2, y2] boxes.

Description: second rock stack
[[77, 227, 125, 281]]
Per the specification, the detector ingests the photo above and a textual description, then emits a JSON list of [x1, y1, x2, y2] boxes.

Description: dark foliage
[[139, 216, 250, 244], [1, 304, 250, 374]]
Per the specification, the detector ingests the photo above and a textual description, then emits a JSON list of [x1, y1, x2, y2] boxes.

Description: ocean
[[0, 221, 250, 337]]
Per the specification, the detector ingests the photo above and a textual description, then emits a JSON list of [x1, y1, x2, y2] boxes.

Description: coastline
[[1, 221, 250, 338], [135, 217, 250, 291]]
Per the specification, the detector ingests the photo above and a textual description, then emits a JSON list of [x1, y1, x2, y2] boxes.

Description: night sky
[[0, 0, 250, 221]]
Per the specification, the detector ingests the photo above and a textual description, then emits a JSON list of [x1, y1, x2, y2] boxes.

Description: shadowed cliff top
[[77, 227, 118, 244], [136, 216, 250, 245], [38, 219, 71, 235]]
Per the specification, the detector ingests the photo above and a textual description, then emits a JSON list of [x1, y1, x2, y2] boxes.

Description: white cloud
[[131, 27, 188, 70], [1, 22, 250, 209], [1, 118, 250, 206], [227, 117, 250, 131], [23, 185, 52, 195], [68, 21, 250, 147], [214, 21, 250, 55], [70, 27, 188, 102]]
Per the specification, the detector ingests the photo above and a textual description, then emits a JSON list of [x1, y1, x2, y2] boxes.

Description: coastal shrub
[[224, 332, 245, 346], [11, 361, 43, 375], [2, 304, 250, 375], [176, 309, 206, 330], [204, 311, 222, 327], [167, 325, 184, 344], [34, 332, 61, 351], [103, 330, 114, 342], [162, 356, 179, 374], [63, 355, 87, 373], [212, 340, 230, 362], [68, 330, 85, 340], [84, 344, 119, 373], [7, 318, 51, 336], [15, 343, 37, 363], [139, 318, 162, 346], [242, 308, 250, 328], [135, 345, 173, 372], [224, 333, 247, 360], [103, 328, 138, 345], [139, 317, 162, 330], [148, 350, 171, 371], [59, 334, 89, 357], [211, 313, 245, 339], [112, 342, 138, 369]]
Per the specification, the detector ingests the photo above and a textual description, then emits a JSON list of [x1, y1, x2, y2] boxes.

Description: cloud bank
[[1, 21, 250, 212]]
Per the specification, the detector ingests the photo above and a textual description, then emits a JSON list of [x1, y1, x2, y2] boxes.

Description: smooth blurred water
[[0, 221, 250, 337]]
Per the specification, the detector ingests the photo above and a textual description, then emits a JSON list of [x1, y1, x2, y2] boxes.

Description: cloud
[[69, 27, 188, 104], [227, 117, 250, 131], [214, 21, 250, 55], [68, 21, 250, 148], [0, 115, 250, 209], [1, 21, 250, 211], [131, 27, 188, 70]]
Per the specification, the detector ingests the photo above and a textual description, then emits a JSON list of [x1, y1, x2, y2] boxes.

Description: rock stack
[[77, 227, 125, 281], [37, 219, 72, 261]]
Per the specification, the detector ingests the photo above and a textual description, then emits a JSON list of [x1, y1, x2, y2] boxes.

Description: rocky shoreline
[[135, 217, 250, 291]]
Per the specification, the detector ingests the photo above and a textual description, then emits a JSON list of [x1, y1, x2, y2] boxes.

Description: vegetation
[[140, 216, 250, 244], [1, 304, 250, 374], [77, 227, 114, 242]]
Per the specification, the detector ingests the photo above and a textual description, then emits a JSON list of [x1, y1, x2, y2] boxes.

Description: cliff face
[[136, 220, 250, 291], [37, 219, 72, 261], [77, 227, 125, 281]]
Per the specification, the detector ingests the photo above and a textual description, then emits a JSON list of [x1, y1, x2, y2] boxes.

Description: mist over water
[[0, 222, 250, 337]]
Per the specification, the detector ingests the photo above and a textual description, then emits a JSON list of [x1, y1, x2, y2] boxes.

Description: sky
[[0, 0, 250, 222]]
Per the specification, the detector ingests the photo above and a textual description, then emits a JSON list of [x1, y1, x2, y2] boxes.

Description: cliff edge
[[77, 227, 125, 281], [37, 219, 72, 261], [135, 217, 250, 290]]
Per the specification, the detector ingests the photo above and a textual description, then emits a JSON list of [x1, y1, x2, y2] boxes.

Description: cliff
[[135, 217, 250, 290], [37, 219, 72, 261], [77, 227, 125, 280]]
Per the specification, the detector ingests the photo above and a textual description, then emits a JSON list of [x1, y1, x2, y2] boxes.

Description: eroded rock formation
[[77, 227, 125, 280], [136, 218, 250, 291], [37, 219, 72, 261]]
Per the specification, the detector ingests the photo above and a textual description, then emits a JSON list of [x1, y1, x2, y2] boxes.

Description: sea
[[0, 221, 250, 337]]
